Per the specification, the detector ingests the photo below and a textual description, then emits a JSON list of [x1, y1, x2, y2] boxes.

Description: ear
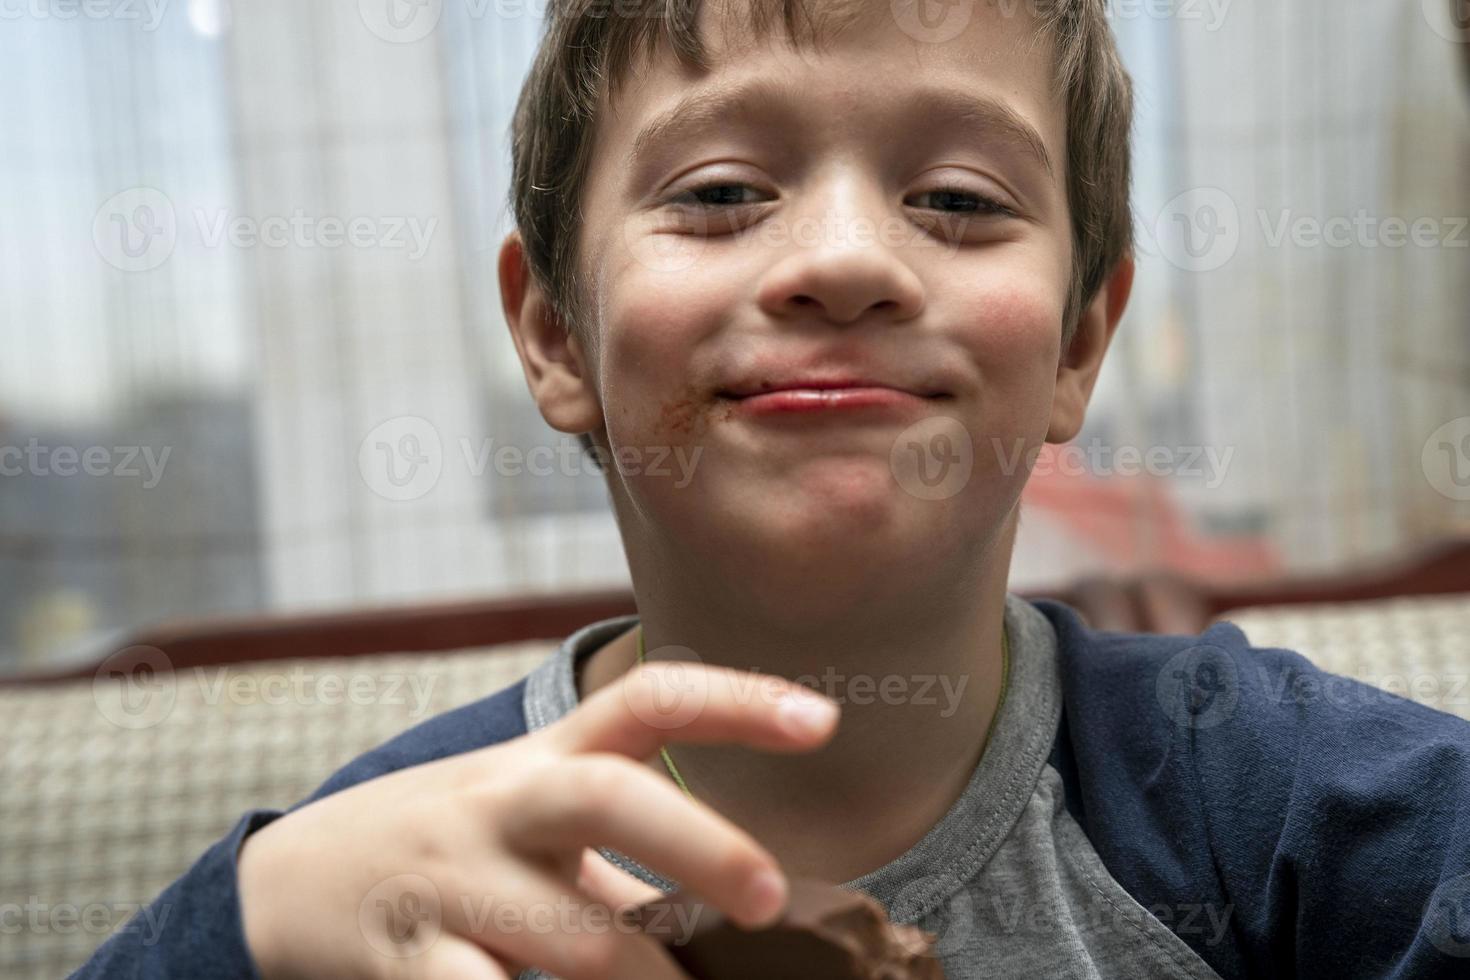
[[1046, 254, 1135, 444], [498, 231, 603, 435]]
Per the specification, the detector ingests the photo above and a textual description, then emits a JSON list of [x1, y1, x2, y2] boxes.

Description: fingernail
[[777, 689, 839, 736], [744, 869, 787, 926]]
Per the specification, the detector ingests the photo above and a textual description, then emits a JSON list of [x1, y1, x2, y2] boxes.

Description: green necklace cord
[[634, 622, 1011, 804], [636, 625, 696, 799]]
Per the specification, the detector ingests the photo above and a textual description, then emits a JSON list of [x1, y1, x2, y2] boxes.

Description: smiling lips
[[718, 378, 946, 416]]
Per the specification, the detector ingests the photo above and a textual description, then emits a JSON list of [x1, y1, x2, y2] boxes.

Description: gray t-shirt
[[517, 592, 1226, 980]]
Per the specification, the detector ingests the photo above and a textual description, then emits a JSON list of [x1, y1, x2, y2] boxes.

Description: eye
[[668, 181, 766, 209], [907, 185, 1016, 218]]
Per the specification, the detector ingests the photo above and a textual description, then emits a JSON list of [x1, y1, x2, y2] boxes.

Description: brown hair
[[508, 0, 1133, 444]]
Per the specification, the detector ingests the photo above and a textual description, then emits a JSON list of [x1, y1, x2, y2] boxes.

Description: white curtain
[[231, 0, 626, 614], [0, 1, 262, 670], [1012, 0, 1470, 588], [3, 1, 1467, 669]]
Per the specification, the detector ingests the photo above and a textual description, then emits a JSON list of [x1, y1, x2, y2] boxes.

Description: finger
[[501, 753, 788, 929], [576, 848, 667, 910], [549, 661, 840, 760], [408, 931, 513, 980], [446, 865, 691, 980]]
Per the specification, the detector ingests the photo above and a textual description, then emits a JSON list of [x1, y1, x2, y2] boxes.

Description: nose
[[755, 185, 926, 326]]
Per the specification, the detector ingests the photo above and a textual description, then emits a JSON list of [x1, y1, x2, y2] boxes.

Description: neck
[[579, 512, 1018, 883]]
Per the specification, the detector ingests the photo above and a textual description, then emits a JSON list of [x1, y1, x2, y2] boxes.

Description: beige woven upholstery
[[9, 596, 1469, 977], [1217, 593, 1470, 721], [0, 642, 556, 980]]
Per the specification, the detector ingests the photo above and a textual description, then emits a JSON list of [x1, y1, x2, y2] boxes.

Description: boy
[[76, 0, 1470, 977]]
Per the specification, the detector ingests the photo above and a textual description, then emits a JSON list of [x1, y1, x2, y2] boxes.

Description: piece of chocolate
[[623, 878, 946, 980]]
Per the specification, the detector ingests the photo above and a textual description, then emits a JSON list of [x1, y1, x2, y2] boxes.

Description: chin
[[765, 470, 966, 565]]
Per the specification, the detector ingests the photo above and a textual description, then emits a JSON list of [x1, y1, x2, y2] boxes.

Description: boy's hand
[[236, 661, 840, 979]]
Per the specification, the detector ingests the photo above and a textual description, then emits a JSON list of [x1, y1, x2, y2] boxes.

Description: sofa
[[3, 548, 1467, 978]]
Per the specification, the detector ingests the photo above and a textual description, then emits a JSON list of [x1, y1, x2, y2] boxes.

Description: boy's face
[[505, 0, 1128, 612]]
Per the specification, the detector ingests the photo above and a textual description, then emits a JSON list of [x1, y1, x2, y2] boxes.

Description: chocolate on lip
[[621, 878, 947, 979]]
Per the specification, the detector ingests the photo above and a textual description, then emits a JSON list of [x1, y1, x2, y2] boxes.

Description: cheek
[[950, 272, 1065, 474], [596, 253, 739, 449], [965, 276, 1063, 393]]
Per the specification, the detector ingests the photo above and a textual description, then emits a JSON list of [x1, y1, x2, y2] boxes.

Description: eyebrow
[[628, 80, 1055, 178]]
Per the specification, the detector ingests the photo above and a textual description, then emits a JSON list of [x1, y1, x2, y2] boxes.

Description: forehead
[[592, 0, 1064, 163]]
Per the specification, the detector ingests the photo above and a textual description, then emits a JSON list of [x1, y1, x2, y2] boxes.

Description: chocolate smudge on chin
[[657, 383, 717, 438]]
